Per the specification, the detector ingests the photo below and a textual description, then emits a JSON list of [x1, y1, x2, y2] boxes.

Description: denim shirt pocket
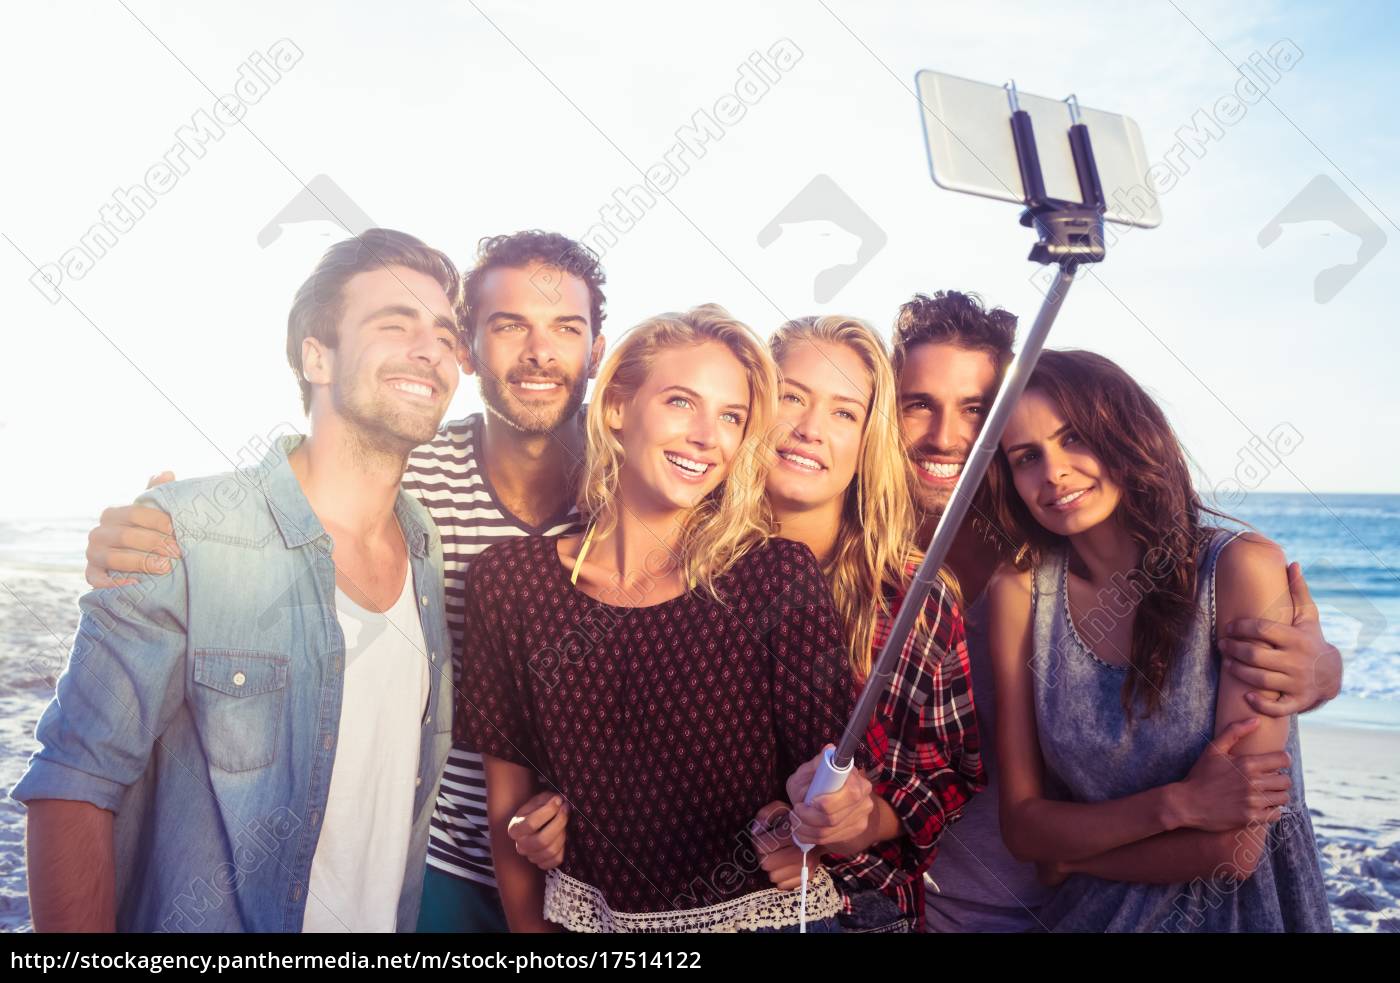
[[192, 650, 289, 773]]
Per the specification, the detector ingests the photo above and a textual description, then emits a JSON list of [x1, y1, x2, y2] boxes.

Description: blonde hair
[[580, 303, 778, 600], [770, 315, 956, 681]]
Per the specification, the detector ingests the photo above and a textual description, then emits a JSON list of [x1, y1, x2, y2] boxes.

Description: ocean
[[1225, 493, 1400, 717]]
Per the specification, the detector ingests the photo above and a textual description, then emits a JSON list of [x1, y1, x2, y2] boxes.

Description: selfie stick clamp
[[1011, 86, 1108, 266], [793, 79, 1112, 851]]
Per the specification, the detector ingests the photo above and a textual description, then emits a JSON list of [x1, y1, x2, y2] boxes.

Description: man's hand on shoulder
[[85, 472, 180, 588], [1220, 561, 1344, 715]]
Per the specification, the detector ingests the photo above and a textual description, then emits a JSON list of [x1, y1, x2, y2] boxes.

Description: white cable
[[798, 846, 813, 933]]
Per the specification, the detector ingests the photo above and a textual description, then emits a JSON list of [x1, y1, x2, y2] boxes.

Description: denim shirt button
[[424, 715, 432, 727], [322, 734, 333, 751], [415, 776, 422, 787], [291, 882, 303, 902], [232, 671, 246, 687], [420, 595, 429, 607]]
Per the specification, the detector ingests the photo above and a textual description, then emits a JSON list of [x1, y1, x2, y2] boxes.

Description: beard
[[332, 360, 445, 458], [477, 363, 588, 436], [914, 479, 952, 518]]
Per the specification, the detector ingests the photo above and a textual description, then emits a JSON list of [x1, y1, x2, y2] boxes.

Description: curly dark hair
[[984, 349, 1234, 719], [286, 228, 459, 413], [457, 230, 607, 346], [891, 290, 1017, 376]]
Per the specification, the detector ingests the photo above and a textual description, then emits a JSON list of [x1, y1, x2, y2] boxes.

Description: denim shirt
[[11, 435, 454, 932]]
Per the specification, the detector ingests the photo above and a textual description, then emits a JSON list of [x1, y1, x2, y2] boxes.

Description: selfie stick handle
[[792, 746, 854, 851], [824, 82, 1108, 778]]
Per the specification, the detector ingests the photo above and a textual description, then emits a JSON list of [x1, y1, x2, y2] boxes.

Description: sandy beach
[[1, 567, 1396, 933], [1296, 714, 1400, 932]]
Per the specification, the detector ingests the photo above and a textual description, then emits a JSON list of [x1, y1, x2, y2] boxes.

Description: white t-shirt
[[301, 566, 430, 933]]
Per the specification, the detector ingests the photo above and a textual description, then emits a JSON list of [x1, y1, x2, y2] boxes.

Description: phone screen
[[915, 70, 1162, 229]]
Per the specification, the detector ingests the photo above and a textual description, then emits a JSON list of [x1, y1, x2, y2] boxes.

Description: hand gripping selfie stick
[[793, 81, 1113, 855]]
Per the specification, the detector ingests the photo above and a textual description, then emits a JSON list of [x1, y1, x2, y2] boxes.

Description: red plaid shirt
[[825, 573, 985, 929]]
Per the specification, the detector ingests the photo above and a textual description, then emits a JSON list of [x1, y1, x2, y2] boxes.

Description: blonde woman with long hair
[[458, 304, 866, 933], [753, 315, 985, 932]]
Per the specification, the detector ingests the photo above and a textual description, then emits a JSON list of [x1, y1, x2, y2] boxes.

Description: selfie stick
[[794, 82, 1111, 848]]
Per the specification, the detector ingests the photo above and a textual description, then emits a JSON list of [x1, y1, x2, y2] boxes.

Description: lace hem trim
[[542, 868, 841, 933]]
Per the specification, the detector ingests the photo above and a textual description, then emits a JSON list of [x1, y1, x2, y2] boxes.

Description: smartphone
[[915, 69, 1162, 229]]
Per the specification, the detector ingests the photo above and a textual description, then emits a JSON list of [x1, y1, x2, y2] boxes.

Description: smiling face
[[1000, 388, 1122, 537], [898, 341, 1001, 516], [462, 260, 604, 435], [607, 341, 751, 515], [767, 339, 871, 512], [309, 263, 460, 452]]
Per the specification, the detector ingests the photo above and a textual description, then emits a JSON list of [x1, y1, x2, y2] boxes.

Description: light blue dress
[[1030, 528, 1332, 932]]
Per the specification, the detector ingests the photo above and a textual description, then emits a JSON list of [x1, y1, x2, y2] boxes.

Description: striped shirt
[[402, 412, 583, 887]]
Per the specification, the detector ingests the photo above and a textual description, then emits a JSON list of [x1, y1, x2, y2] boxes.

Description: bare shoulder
[[986, 561, 1033, 608], [1216, 531, 1289, 616], [1216, 531, 1287, 584], [985, 562, 1035, 679], [985, 562, 1035, 661]]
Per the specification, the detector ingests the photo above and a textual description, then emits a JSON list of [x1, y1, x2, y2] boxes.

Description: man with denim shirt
[[75, 230, 607, 932], [13, 229, 460, 932]]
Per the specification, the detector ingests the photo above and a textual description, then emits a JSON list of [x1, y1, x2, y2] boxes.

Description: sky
[[2, 0, 1397, 520]]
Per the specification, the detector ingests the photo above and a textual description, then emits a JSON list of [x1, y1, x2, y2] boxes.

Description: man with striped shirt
[[405, 231, 606, 930], [83, 230, 609, 932], [404, 414, 581, 922]]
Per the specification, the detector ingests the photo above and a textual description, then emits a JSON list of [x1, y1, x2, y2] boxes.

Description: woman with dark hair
[[985, 349, 1331, 932]]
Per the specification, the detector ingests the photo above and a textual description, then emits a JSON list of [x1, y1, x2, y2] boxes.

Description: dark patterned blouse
[[458, 534, 854, 932]]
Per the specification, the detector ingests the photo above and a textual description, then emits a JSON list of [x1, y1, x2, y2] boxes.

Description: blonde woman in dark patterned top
[[460, 304, 867, 932]]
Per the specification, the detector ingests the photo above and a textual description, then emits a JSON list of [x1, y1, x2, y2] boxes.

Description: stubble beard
[[479, 366, 588, 437], [333, 368, 442, 464]]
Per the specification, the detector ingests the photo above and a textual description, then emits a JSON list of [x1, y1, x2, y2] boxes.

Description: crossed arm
[[990, 534, 1296, 886]]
